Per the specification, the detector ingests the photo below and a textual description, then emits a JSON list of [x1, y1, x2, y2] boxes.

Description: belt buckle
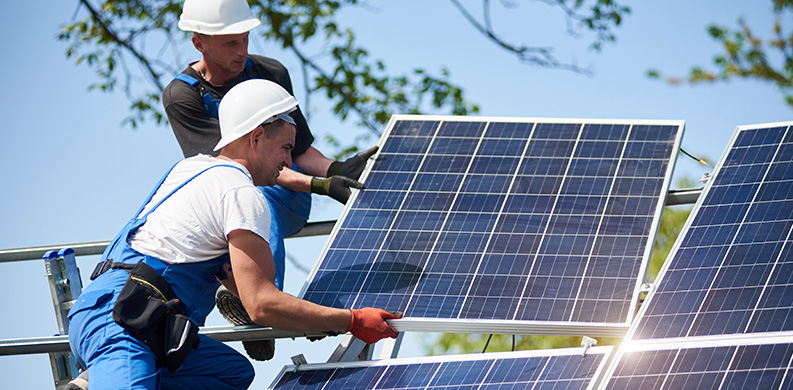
[[90, 259, 114, 280]]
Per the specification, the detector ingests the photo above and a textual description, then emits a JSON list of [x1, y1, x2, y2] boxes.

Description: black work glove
[[326, 146, 379, 181], [310, 176, 365, 204], [306, 331, 341, 342]]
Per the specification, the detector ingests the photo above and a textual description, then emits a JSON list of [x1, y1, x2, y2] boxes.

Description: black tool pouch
[[111, 261, 200, 373], [164, 312, 200, 373]]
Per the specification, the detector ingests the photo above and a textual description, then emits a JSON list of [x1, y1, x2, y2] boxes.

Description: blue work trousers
[[68, 286, 254, 390]]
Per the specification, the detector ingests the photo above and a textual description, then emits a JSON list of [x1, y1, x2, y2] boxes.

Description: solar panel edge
[[389, 114, 686, 128], [389, 318, 630, 337], [267, 346, 616, 390], [619, 123, 751, 343], [296, 115, 407, 300], [595, 332, 793, 390], [608, 121, 687, 327]]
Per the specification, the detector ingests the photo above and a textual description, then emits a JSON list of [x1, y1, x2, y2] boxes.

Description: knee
[[229, 357, 255, 389]]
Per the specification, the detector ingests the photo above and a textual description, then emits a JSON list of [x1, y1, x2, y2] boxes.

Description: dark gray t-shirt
[[163, 55, 314, 158]]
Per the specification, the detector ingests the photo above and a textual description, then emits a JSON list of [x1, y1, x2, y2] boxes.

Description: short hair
[[261, 119, 291, 140]]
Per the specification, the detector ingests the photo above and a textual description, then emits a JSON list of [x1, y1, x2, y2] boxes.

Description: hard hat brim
[[178, 18, 260, 35]]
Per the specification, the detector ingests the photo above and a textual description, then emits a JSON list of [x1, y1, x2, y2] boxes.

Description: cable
[[482, 334, 493, 353], [680, 147, 708, 166]]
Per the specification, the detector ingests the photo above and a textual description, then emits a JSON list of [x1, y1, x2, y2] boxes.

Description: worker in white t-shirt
[[66, 79, 401, 390]]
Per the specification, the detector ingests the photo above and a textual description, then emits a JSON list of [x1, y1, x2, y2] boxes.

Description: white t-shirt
[[129, 155, 271, 264]]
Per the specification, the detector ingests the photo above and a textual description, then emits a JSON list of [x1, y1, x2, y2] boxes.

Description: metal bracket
[[638, 282, 653, 305], [378, 332, 404, 360], [291, 354, 308, 372], [326, 334, 373, 363], [580, 336, 598, 357], [43, 248, 83, 389]]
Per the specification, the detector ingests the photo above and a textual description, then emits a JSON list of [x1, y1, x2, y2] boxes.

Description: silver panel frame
[[270, 345, 615, 390]]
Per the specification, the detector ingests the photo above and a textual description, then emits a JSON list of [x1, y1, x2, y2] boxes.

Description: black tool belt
[[91, 259, 200, 373]]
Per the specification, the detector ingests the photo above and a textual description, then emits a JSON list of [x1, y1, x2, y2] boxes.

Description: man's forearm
[[293, 146, 334, 177], [275, 167, 312, 192]]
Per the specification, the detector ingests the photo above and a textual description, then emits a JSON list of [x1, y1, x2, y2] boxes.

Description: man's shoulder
[[248, 55, 288, 73], [173, 155, 253, 187], [181, 155, 248, 173], [163, 68, 203, 105]]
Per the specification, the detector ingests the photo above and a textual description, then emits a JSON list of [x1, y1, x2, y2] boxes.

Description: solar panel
[[300, 116, 683, 335], [601, 335, 793, 389], [269, 347, 613, 390], [626, 122, 793, 341], [598, 121, 793, 389]]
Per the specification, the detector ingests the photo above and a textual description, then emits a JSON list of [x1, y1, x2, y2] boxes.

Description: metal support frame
[[0, 326, 330, 356], [0, 220, 336, 264], [43, 249, 83, 390], [325, 332, 406, 363], [378, 332, 404, 359], [664, 187, 702, 206], [326, 334, 374, 363]]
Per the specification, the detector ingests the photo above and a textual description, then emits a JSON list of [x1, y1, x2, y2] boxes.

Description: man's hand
[[326, 146, 379, 180], [310, 176, 365, 204], [346, 308, 402, 344]]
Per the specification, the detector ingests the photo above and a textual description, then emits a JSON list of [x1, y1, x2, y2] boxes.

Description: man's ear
[[191, 34, 204, 52], [249, 127, 265, 149]]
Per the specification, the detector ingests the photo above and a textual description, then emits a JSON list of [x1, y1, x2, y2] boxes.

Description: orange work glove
[[346, 308, 402, 344]]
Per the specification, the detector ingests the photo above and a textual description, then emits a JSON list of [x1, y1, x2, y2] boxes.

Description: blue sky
[[0, 1, 790, 389]]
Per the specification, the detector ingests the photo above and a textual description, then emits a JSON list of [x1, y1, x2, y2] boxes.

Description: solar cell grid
[[301, 116, 683, 334], [270, 348, 612, 390], [601, 339, 793, 390]]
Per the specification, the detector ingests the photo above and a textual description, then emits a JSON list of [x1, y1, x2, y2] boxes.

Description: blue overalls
[[68, 163, 255, 390], [174, 60, 311, 290]]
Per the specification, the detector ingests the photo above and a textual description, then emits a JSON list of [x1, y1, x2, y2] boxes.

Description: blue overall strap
[[173, 58, 254, 120], [132, 162, 180, 219], [174, 73, 199, 87], [100, 162, 180, 260], [101, 162, 245, 262], [242, 57, 253, 78], [172, 72, 219, 118], [204, 96, 219, 118], [139, 163, 247, 220]]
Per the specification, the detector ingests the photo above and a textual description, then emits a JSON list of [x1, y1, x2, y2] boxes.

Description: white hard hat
[[215, 79, 299, 151], [178, 0, 261, 35]]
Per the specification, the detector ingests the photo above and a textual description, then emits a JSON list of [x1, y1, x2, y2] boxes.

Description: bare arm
[[226, 229, 351, 332], [274, 146, 335, 192], [294, 146, 334, 177], [274, 168, 312, 192]]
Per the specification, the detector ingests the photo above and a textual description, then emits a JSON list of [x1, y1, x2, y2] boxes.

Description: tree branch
[[449, 0, 592, 74], [77, 0, 164, 91]]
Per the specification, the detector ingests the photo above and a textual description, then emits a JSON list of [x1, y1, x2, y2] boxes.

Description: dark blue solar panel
[[270, 349, 610, 390], [602, 342, 793, 390], [301, 117, 682, 330], [631, 123, 793, 340]]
